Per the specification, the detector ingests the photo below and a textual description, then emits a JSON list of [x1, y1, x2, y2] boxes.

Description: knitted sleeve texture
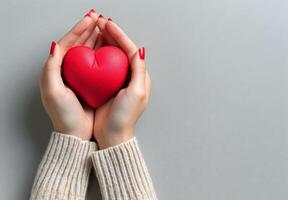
[[30, 133, 157, 200], [91, 137, 158, 200], [30, 132, 96, 200]]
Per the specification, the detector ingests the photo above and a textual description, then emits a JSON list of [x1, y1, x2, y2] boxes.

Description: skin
[[38, 10, 151, 149]]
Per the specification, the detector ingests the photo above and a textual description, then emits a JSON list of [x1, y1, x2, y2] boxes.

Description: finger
[[94, 32, 104, 50], [145, 70, 152, 100], [83, 12, 101, 48], [39, 41, 65, 93], [84, 29, 99, 48], [127, 47, 146, 94], [105, 21, 138, 60], [58, 12, 93, 49], [97, 15, 118, 46], [74, 11, 99, 46]]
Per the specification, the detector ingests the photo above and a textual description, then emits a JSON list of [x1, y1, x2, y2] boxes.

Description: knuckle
[[133, 88, 146, 100]]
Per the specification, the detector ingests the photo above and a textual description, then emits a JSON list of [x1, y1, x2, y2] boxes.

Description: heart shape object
[[62, 46, 129, 108]]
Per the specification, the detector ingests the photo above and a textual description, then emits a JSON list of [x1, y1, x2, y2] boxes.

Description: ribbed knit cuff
[[30, 132, 97, 200], [91, 137, 157, 200]]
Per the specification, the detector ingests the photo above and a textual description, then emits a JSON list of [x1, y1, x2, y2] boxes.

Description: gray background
[[0, 0, 287, 199]]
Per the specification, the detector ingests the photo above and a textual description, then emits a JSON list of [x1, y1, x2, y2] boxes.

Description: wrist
[[53, 124, 92, 141], [53, 130, 92, 141], [96, 128, 134, 149]]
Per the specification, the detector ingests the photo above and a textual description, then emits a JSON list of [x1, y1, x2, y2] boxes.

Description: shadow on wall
[[22, 85, 102, 199], [21, 86, 51, 199], [24, 87, 51, 153]]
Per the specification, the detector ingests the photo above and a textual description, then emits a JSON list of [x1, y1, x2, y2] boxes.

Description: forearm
[[30, 132, 96, 200], [91, 137, 157, 200]]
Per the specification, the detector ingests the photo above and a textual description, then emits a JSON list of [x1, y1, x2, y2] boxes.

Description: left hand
[[91, 15, 152, 149]]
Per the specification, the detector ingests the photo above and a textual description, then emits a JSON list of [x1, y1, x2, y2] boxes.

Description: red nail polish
[[98, 14, 104, 18], [50, 41, 56, 55], [89, 9, 96, 14], [108, 17, 112, 21], [84, 13, 91, 17], [139, 47, 145, 60]]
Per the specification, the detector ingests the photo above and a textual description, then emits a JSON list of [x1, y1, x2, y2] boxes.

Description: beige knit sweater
[[30, 132, 157, 200]]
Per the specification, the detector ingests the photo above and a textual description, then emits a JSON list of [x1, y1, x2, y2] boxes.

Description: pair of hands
[[38, 10, 151, 149]]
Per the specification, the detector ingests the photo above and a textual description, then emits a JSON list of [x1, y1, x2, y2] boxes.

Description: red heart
[[62, 46, 129, 108]]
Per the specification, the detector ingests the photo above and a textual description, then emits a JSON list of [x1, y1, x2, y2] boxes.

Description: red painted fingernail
[[50, 41, 56, 55], [139, 47, 145, 60], [98, 14, 104, 19], [108, 17, 112, 21], [84, 13, 91, 17], [89, 9, 96, 14]]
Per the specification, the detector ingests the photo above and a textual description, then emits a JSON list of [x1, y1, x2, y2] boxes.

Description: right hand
[[38, 9, 102, 140]]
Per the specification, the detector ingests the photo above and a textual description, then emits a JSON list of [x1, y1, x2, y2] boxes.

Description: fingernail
[[138, 47, 145, 60], [108, 17, 112, 21], [89, 9, 96, 14], [98, 14, 104, 19], [84, 13, 91, 18], [50, 41, 56, 55]]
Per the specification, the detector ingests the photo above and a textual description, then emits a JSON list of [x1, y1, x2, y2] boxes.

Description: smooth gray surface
[[0, 0, 288, 199]]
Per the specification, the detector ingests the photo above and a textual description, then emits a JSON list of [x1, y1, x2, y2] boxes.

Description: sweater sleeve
[[30, 132, 97, 200], [91, 137, 158, 200]]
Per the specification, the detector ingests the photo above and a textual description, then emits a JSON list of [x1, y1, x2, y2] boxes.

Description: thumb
[[41, 41, 66, 91], [127, 47, 146, 93]]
